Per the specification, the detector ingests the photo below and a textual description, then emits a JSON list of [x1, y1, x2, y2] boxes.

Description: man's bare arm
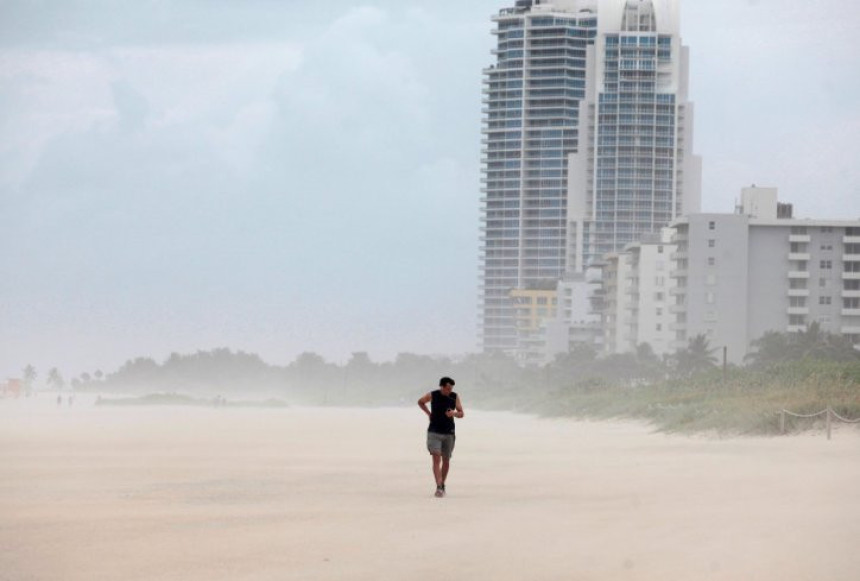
[[450, 395, 464, 419], [417, 393, 432, 418]]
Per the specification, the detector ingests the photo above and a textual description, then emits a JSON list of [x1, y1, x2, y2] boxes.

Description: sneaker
[[434, 486, 444, 498]]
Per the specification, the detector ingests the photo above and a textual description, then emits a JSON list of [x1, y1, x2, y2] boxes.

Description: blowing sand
[[1, 399, 859, 581]]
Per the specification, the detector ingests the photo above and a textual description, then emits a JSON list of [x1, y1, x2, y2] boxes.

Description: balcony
[[670, 251, 688, 261], [670, 322, 687, 332], [787, 324, 807, 333], [788, 253, 811, 261], [787, 289, 810, 297], [787, 307, 810, 315], [788, 271, 810, 279], [669, 304, 686, 314], [842, 325, 860, 334], [788, 234, 811, 243], [841, 289, 860, 298], [844, 236, 860, 244], [844, 254, 860, 262], [842, 309, 860, 317], [670, 269, 688, 278], [842, 272, 860, 280], [669, 287, 687, 296]]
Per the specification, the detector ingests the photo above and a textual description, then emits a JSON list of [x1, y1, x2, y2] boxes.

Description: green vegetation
[[62, 328, 860, 436], [533, 361, 860, 435]]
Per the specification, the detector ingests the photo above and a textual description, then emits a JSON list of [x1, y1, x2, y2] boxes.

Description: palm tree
[[746, 331, 791, 367], [793, 321, 828, 359], [674, 334, 718, 376], [22, 365, 37, 395], [47, 368, 65, 391]]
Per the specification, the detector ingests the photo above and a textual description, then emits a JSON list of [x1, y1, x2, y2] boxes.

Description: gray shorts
[[427, 431, 456, 458]]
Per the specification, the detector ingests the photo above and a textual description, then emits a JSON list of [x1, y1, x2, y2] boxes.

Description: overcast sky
[[1, 0, 859, 380]]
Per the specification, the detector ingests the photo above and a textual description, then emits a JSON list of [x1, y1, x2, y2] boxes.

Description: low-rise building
[[670, 186, 860, 363], [600, 229, 676, 357]]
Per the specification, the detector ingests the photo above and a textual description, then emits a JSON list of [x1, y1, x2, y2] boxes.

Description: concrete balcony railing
[[788, 234, 811, 243], [788, 253, 811, 261], [787, 324, 807, 333], [842, 272, 860, 280], [841, 289, 860, 298], [788, 271, 811, 279], [787, 307, 810, 315], [843, 254, 860, 262], [841, 309, 860, 317], [669, 286, 687, 296], [842, 325, 860, 334], [787, 289, 810, 297], [669, 269, 688, 279], [843, 236, 860, 244]]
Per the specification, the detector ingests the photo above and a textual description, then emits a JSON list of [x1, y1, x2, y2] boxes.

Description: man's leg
[[440, 457, 450, 487], [431, 453, 443, 487]]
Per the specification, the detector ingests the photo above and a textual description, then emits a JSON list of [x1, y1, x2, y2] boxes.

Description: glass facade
[[481, 7, 597, 352], [589, 32, 677, 263], [479, 0, 699, 356]]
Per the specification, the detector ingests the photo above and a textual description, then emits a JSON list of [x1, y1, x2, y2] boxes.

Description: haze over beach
[[2, 401, 859, 581], [2, 1, 860, 579], [1, 0, 859, 378]]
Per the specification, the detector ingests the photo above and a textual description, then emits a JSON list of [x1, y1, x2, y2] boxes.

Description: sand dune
[[1, 398, 859, 580]]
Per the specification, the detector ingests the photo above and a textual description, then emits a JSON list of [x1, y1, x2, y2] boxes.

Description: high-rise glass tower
[[480, 0, 599, 353], [479, 0, 700, 356], [567, 0, 701, 272]]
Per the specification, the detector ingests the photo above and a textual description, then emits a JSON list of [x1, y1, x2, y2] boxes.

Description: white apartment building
[[599, 228, 676, 356], [670, 186, 860, 364]]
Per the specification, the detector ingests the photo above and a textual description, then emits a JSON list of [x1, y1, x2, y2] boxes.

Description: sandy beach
[[1, 398, 859, 581]]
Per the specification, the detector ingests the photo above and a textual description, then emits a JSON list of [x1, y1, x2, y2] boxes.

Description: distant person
[[56, 394, 62, 407], [417, 377, 464, 498]]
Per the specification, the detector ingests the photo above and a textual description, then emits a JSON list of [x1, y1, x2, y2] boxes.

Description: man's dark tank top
[[428, 389, 458, 434]]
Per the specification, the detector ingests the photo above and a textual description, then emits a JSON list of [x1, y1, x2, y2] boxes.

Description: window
[[820, 278, 828, 288], [708, 257, 716, 266], [655, 292, 664, 301], [708, 239, 715, 248], [656, 308, 663, 316], [708, 221, 715, 230], [820, 260, 833, 269], [656, 324, 662, 331], [658, 246, 664, 254], [819, 296, 832, 305], [821, 244, 833, 251]]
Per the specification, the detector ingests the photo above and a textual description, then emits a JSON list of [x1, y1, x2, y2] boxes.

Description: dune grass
[[531, 361, 860, 435]]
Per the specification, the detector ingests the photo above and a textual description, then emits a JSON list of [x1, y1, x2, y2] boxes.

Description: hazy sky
[[1, 0, 858, 380]]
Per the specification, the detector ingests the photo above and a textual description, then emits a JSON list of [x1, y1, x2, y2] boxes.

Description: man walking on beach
[[418, 377, 464, 498]]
